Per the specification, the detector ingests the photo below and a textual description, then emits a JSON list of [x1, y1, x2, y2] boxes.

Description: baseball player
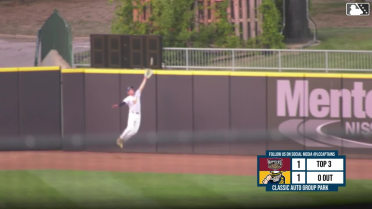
[[112, 70, 153, 149]]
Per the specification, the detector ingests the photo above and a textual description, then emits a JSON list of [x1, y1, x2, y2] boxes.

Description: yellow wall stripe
[[0, 67, 18, 72], [64, 68, 372, 79], [2, 67, 372, 79], [86, 69, 146, 74], [153, 70, 193, 76], [18, 66, 60, 72], [0, 66, 60, 72], [342, 74, 372, 79], [61, 69, 85, 73]]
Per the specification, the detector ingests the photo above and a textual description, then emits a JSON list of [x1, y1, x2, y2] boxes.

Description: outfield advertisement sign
[[268, 77, 372, 149]]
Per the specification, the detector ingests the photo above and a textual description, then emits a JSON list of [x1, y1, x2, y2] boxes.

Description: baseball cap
[[127, 86, 134, 92]]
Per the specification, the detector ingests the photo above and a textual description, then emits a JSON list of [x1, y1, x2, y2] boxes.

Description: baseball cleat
[[116, 138, 123, 149]]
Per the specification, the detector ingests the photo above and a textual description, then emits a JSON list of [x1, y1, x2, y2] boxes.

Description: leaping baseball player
[[112, 70, 153, 149]]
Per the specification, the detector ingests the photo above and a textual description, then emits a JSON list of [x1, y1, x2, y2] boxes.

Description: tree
[[259, 0, 285, 48], [112, 0, 195, 47], [111, 0, 148, 35], [283, 0, 312, 43], [191, 0, 241, 48], [111, 0, 284, 48], [149, 0, 195, 47]]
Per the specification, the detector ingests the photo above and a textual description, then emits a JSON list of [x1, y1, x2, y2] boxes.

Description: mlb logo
[[346, 3, 370, 16]]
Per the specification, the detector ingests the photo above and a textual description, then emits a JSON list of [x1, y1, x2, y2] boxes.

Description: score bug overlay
[[257, 150, 346, 192]]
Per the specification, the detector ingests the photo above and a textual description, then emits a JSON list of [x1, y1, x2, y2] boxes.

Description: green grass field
[[0, 170, 371, 209], [311, 28, 372, 50]]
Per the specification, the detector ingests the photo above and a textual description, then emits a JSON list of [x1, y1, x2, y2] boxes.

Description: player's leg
[[117, 128, 132, 149], [123, 114, 141, 142], [117, 113, 135, 149], [119, 127, 131, 140], [132, 114, 141, 135]]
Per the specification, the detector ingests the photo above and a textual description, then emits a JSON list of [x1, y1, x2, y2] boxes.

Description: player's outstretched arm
[[112, 101, 126, 109], [137, 75, 148, 93]]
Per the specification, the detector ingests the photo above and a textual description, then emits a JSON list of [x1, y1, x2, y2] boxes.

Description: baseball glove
[[145, 69, 153, 79]]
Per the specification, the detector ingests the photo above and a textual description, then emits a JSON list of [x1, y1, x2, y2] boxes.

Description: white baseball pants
[[119, 112, 141, 142]]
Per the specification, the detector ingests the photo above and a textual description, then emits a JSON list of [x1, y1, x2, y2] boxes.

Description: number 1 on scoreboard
[[292, 172, 306, 184], [292, 158, 306, 170]]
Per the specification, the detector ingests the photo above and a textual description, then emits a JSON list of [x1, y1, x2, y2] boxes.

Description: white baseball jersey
[[123, 90, 141, 113], [119, 90, 142, 141]]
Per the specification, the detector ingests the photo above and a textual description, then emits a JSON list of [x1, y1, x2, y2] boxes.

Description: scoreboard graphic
[[257, 150, 346, 192]]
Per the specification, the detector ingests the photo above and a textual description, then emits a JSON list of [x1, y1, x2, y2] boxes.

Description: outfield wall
[[1, 67, 372, 155], [62, 69, 372, 155], [0, 67, 61, 150], [61, 69, 269, 154]]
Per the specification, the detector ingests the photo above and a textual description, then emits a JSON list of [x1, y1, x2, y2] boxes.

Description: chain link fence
[[73, 46, 372, 72]]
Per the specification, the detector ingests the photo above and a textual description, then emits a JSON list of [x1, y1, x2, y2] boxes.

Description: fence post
[[278, 50, 282, 72], [232, 50, 235, 71], [325, 51, 329, 73], [186, 48, 189, 70], [71, 47, 75, 68], [34, 30, 41, 66]]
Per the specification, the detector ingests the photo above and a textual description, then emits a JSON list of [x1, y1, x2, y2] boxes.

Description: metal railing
[[73, 43, 90, 67], [73, 46, 372, 72]]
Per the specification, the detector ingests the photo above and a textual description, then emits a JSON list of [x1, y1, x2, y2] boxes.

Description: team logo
[[262, 171, 285, 185], [267, 159, 283, 170], [261, 158, 286, 185], [346, 3, 370, 16]]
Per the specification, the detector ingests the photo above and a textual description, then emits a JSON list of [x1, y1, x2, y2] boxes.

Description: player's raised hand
[[112, 104, 119, 109], [144, 69, 153, 79]]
